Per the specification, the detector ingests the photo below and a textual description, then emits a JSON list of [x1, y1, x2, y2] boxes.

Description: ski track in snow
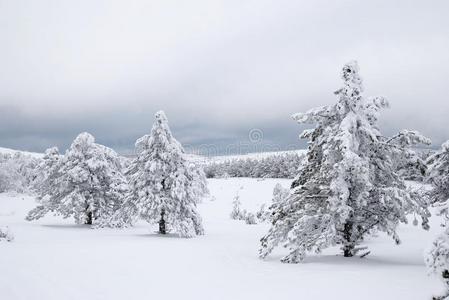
[[0, 178, 444, 300]]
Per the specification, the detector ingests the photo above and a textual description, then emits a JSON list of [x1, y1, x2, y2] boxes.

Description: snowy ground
[[0, 178, 444, 300]]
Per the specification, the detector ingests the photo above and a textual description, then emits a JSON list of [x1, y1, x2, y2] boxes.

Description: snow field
[[0, 178, 444, 300]]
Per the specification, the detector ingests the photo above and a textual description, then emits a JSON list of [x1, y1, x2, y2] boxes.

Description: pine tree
[[26, 132, 128, 227], [115, 111, 208, 238], [425, 141, 449, 299], [260, 61, 430, 263]]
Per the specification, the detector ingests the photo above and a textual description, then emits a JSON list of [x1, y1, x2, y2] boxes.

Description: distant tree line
[[203, 152, 306, 179]]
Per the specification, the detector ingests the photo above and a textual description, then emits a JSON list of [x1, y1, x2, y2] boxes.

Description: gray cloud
[[1, 0, 448, 154]]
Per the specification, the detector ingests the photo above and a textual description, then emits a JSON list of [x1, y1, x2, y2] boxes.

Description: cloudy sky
[[1, 0, 448, 155]]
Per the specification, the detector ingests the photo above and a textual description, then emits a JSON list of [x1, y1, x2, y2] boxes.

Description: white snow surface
[[0, 178, 444, 300]]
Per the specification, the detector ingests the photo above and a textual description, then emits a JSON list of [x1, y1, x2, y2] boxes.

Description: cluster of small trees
[[25, 111, 208, 238], [230, 183, 289, 225], [204, 152, 305, 179], [0, 152, 40, 194], [230, 191, 257, 224]]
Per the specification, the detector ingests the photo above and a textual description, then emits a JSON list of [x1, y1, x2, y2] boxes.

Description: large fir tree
[[115, 111, 208, 238], [260, 61, 430, 263]]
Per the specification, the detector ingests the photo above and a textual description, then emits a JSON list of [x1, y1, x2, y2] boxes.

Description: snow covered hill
[[0, 178, 443, 300], [0, 147, 43, 158]]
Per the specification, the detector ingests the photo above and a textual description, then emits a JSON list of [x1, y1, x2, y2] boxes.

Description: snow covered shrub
[[426, 141, 449, 299], [256, 204, 268, 222], [256, 184, 289, 223], [426, 228, 449, 300], [244, 212, 257, 225], [114, 111, 208, 238], [0, 226, 14, 242], [26, 132, 128, 227], [260, 61, 431, 263]]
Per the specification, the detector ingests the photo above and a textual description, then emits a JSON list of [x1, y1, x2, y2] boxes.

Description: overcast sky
[[1, 0, 448, 155]]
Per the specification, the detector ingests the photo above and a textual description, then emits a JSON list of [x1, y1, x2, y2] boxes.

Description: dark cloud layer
[[1, 0, 448, 154]]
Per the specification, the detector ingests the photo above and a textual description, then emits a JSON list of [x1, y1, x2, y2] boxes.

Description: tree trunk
[[85, 211, 93, 225], [343, 222, 354, 257], [343, 246, 354, 257], [158, 210, 166, 234]]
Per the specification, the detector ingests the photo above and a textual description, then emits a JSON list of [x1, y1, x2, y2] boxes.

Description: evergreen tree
[[425, 141, 449, 299], [115, 111, 208, 238], [260, 61, 430, 263], [26, 132, 128, 227]]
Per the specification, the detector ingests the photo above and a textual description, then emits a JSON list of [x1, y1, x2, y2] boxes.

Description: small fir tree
[[230, 192, 243, 220]]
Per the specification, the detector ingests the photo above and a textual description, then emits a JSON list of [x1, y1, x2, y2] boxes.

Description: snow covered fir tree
[[259, 61, 431, 263], [114, 111, 208, 238], [425, 141, 449, 300], [26, 132, 128, 227]]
